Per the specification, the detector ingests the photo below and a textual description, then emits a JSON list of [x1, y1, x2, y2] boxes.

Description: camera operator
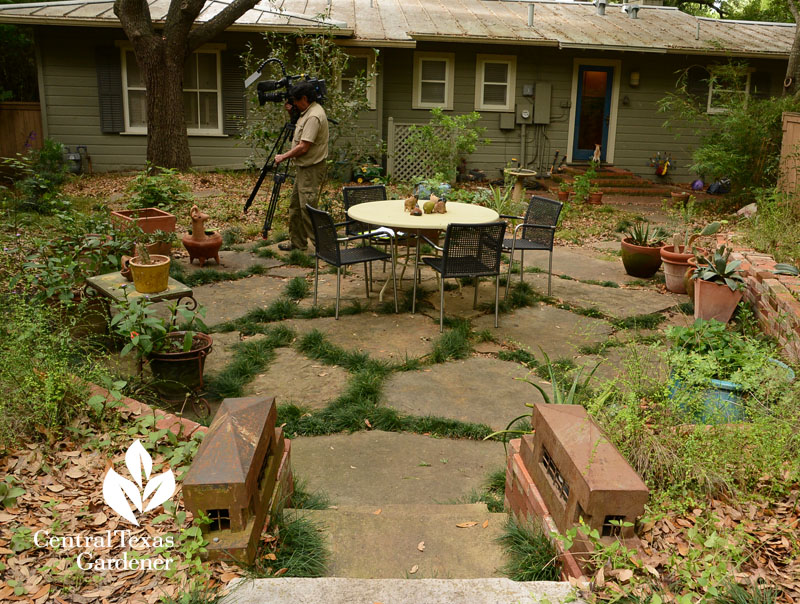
[[274, 81, 329, 252]]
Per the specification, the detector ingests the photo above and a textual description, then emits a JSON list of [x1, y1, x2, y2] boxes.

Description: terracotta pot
[[182, 231, 223, 267], [587, 191, 604, 205], [557, 190, 570, 202], [694, 279, 743, 323], [684, 257, 698, 300], [671, 191, 690, 204], [620, 237, 663, 278], [129, 254, 171, 294], [111, 208, 177, 234], [145, 241, 172, 257], [148, 331, 213, 403], [660, 245, 695, 294]]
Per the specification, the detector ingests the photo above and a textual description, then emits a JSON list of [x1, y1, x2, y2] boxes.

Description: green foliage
[[742, 189, 800, 264], [250, 511, 328, 578], [126, 166, 192, 212], [430, 320, 472, 363], [714, 581, 779, 604], [0, 297, 110, 447], [571, 162, 599, 203], [406, 108, 488, 184], [0, 23, 37, 101], [286, 249, 315, 268], [611, 313, 666, 330], [693, 245, 745, 291], [461, 468, 507, 512], [241, 32, 381, 175], [159, 582, 220, 604], [498, 518, 561, 581], [0, 477, 25, 508], [285, 276, 310, 300], [625, 221, 667, 247], [659, 62, 800, 197], [2, 139, 70, 214], [10, 526, 33, 553], [170, 261, 268, 287], [290, 477, 332, 510]]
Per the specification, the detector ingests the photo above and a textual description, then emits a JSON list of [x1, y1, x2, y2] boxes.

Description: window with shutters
[[412, 52, 454, 110], [339, 50, 377, 110], [121, 48, 223, 135], [475, 55, 516, 112]]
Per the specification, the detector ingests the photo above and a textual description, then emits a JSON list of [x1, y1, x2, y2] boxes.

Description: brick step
[[220, 577, 581, 604], [589, 179, 665, 188], [283, 503, 510, 579], [597, 187, 674, 196]]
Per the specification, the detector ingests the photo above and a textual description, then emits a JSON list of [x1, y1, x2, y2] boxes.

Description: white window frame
[[474, 54, 516, 112], [707, 69, 752, 114], [412, 52, 454, 110], [119, 43, 225, 135], [338, 49, 377, 110]]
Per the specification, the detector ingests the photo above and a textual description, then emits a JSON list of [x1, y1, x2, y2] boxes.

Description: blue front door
[[573, 66, 613, 161]]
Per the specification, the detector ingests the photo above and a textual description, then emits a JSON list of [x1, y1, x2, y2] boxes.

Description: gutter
[[409, 33, 559, 47]]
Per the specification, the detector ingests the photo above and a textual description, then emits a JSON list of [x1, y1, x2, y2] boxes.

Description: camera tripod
[[243, 118, 296, 238]]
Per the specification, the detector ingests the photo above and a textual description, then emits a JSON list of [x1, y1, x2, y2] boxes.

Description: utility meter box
[[516, 106, 533, 125], [534, 82, 552, 124], [499, 112, 516, 130]]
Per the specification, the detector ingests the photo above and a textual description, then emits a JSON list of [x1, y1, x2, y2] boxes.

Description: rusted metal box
[[183, 395, 291, 563], [520, 404, 648, 544]]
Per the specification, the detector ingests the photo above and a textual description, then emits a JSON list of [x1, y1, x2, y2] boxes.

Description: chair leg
[[439, 276, 445, 333], [548, 249, 553, 296], [335, 266, 341, 320], [364, 262, 370, 299], [314, 257, 319, 306], [390, 241, 398, 313], [494, 274, 500, 328], [504, 240, 517, 300], [473, 277, 479, 309], [520, 250, 525, 283]]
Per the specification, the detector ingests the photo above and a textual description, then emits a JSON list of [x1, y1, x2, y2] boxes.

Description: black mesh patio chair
[[342, 184, 387, 237], [502, 195, 563, 298], [307, 205, 398, 319], [421, 221, 507, 332]]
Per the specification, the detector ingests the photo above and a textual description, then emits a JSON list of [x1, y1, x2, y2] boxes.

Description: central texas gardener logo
[[103, 440, 176, 526]]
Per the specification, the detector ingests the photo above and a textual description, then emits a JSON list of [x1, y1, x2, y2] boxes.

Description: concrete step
[[221, 577, 581, 604], [290, 503, 510, 579]]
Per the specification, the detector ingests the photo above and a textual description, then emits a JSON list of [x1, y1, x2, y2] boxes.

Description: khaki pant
[[289, 161, 327, 249]]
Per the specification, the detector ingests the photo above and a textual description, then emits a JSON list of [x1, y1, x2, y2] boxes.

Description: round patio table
[[347, 200, 500, 313]]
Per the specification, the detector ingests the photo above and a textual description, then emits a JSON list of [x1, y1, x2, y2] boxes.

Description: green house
[[0, 0, 792, 180]]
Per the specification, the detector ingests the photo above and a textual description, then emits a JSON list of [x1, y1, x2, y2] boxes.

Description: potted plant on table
[[692, 245, 745, 323], [128, 241, 171, 294], [620, 222, 667, 278], [111, 291, 212, 413]]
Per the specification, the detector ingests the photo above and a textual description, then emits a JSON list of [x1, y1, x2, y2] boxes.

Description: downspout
[[33, 29, 49, 139]]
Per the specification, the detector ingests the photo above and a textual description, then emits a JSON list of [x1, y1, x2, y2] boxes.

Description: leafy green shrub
[[743, 188, 800, 264], [1, 139, 70, 213], [499, 517, 561, 581], [126, 166, 192, 211], [406, 108, 488, 184]]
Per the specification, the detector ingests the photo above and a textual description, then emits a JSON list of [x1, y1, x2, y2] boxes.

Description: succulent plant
[[625, 221, 667, 247], [693, 245, 744, 291]]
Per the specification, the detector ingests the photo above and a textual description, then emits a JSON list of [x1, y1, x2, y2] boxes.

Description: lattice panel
[[388, 121, 436, 182]]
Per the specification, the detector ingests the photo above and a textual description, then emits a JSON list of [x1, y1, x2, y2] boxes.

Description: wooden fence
[[780, 111, 800, 195], [0, 102, 43, 158]]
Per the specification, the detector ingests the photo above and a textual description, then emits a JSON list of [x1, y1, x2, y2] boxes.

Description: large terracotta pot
[[148, 331, 213, 404], [684, 257, 698, 300], [660, 245, 695, 294], [694, 279, 743, 323], [620, 237, 664, 278], [111, 208, 177, 234]]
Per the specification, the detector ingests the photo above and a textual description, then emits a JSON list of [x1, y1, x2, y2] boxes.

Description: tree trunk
[[786, 0, 800, 96], [134, 38, 191, 169]]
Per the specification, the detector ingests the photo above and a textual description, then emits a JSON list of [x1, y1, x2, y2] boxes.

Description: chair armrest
[[513, 222, 557, 235], [500, 214, 524, 220], [338, 226, 396, 243], [419, 234, 443, 252], [334, 220, 352, 228]]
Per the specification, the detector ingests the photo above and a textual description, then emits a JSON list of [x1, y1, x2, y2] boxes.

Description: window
[[339, 50, 377, 110], [541, 446, 570, 503], [707, 69, 751, 114], [475, 55, 516, 112], [121, 48, 223, 134], [207, 509, 231, 531], [412, 52, 454, 110], [601, 515, 626, 538]]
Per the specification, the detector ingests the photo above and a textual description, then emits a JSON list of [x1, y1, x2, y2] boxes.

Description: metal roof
[[0, 0, 792, 58]]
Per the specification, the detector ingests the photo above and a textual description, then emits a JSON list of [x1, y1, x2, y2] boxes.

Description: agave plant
[[774, 263, 799, 276], [693, 245, 745, 291], [625, 221, 668, 247]]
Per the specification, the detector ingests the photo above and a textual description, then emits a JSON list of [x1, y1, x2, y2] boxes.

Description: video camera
[[245, 57, 327, 107]]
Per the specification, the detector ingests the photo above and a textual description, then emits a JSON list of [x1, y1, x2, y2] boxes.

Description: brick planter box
[[111, 208, 177, 234]]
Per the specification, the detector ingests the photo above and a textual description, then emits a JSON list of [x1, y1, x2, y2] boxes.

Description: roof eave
[[409, 33, 558, 47]]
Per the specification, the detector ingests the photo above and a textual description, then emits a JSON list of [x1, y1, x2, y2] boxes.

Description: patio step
[[220, 577, 581, 604], [288, 503, 510, 579]]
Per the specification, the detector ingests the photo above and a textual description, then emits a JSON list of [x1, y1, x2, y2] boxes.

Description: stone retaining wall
[[730, 250, 800, 363]]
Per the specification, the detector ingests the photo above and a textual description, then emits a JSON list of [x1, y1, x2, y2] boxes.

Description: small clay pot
[[671, 191, 690, 204], [587, 191, 604, 205], [557, 190, 570, 202]]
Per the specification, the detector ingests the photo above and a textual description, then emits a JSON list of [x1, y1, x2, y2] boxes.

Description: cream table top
[[347, 200, 500, 231]]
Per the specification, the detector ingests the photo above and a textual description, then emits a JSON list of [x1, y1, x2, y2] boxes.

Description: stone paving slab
[[222, 578, 581, 604], [174, 249, 283, 273], [243, 347, 348, 410], [195, 275, 289, 325], [384, 357, 544, 430], [518, 245, 638, 284], [284, 313, 439, 361], [473, 304, 613, 361], [291, 431, 505, 506], [295, 504, 508, 579], [525, 273, 681, 318], [202, 331, 241, 376], [578, 343, 668, 386]]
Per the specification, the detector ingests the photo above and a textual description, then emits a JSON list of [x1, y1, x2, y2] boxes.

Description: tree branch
[[676, 0, 726, 18], [187, 0, 261, 49], [164, 0, 206, 42], [113, 0, 155, 41]]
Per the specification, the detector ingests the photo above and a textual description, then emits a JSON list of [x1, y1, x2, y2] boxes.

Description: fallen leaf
[[91, 512, 108, 526], [65, 468, 85, 479], [677, 543, 689, 556], [409, 565, 418, 574], [45, 484, 65, 493], [456, 521, 478, 528], [417, 541, 425, 552], [220, 572, 239, 582], [482, 520, 489, 529], [617, 569, 634, 582], [645, 565, 660, 578], [595, 567, 605, 588], [273, 568, 288, 577], [373, 509, 382, 515], [264, 553, 277, 560], [364, 419, 372, 429]]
